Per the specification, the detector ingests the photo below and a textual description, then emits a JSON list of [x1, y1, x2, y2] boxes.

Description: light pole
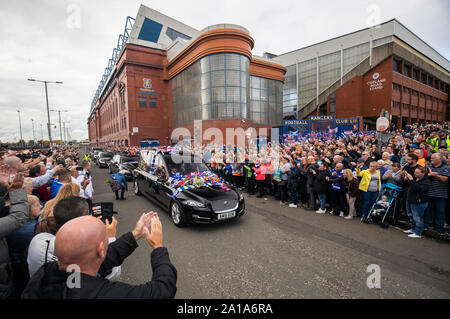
[[31, 118, 36, 144], [17, 110, 23, 145], [50, 109, 68, 143], [63, 121, 70, 144], [40, 123, 44, 146], [27, 78, 63, 146]]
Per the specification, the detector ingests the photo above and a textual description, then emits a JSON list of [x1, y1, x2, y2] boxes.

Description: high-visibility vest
[[446, 136, 450, 150], [426, 137, 439, 151], [244, 165, 252, 178]]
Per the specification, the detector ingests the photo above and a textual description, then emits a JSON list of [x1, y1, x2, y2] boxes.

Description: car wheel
[[170, 201, 187, 227], [134, 179, 141, 196]]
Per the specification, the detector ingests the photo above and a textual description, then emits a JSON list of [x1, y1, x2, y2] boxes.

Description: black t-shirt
[[403, 163, 419, 176]]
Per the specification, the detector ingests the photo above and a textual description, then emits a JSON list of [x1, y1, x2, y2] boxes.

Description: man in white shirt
[[77, 160, 94, 213], [69, 166, 89, 197]]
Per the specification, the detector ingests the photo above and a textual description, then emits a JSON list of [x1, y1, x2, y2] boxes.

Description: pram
[[366, 183, 402, 228]]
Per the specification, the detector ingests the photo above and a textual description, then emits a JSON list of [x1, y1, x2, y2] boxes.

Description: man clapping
[[22, 212, 177, 299]]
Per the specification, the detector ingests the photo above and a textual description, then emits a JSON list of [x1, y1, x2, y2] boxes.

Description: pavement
[[89, 161, 450, 299]]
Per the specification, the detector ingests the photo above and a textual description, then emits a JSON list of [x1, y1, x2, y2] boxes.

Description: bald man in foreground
[[22, 212, 177, 299]]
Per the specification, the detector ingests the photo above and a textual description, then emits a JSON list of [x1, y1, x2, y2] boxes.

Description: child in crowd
[[372, 195, 390, 217]]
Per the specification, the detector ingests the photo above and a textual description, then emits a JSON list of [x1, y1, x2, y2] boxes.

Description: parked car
[[109, 154, 139, 180], [96, 152, 114, 168], [133, 150, 245, 227], [91, 148, 102, 162]]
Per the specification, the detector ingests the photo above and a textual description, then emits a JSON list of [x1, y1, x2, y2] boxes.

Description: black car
[[96, 152, 114, 168], [133, 150, 245, 227], [109, 154, 139, 180]]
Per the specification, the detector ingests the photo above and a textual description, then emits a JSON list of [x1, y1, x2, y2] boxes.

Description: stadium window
[[121, 91, 126, 109], [421, 73, 427, 84], [403, 64, 410, 77], [149, 97, 157, 108], [139, 96, 147, 107], [166, 27, 192, 41], [393, 59, 400, 72], [413, 68, 418, 80]]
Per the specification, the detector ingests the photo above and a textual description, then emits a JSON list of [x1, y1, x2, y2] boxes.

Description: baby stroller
[[366, 183, 402, 228]]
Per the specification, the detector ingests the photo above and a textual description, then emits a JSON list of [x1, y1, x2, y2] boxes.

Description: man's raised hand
[[146, 214, 163, 249], [132, 212, 154, 241]]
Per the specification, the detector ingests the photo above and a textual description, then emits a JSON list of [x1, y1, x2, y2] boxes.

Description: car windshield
[[165, 156, 209, 176], [121, 157, 138, 163], [99, 152, 113, 157]]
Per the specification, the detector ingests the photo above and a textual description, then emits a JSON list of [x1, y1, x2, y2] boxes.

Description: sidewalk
[[244, 192, 450, 243]]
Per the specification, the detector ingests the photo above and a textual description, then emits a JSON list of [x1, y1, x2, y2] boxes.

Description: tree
[[53, 140, 63, 145]]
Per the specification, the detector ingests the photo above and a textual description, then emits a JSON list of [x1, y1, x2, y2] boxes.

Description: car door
[[135, 151, 148, 195], [142, 152, 157, 198], [147, 154, 166, 203], [158, 156, 173, 208]]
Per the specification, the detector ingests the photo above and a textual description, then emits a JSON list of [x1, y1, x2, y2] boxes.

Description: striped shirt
[[426, 163, 450, 198]]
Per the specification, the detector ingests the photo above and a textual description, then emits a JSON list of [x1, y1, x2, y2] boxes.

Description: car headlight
[[183, 200, 206, 208], [239, 193, 244, 201]]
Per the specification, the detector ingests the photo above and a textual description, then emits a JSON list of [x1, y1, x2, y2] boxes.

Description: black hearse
[[133, 150, 245, 227]]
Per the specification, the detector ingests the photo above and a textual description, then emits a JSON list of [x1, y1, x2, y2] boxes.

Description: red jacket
[[35, 183, 51, 203], [254, 165, 266, 181]]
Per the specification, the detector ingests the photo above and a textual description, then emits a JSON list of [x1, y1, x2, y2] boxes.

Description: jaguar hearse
[[133, 150, 245, 227]]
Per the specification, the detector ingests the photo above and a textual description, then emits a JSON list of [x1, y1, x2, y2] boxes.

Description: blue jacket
[[110, 173, 128, 191], [224, 164, 232, 175], [6, 218, 38, 265], [379, 166, 388, 179], [50, 179, 63, 199], [330, 168, 344, 191]]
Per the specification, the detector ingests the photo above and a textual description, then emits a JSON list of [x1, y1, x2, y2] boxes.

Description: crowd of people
[[1, 121, 448, 299], [0, 146, 177, 299], [204, 123, 450, 239], [97, 123, 449, 242]]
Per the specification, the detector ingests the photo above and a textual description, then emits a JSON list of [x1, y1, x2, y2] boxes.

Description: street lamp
[[31, 118, 36, 144], [27, 78, 63, 146], [50, 109, 68, 143], [63, 121, 70, 144], [17, 110, 23, 145], [40, 123, 44, 146]]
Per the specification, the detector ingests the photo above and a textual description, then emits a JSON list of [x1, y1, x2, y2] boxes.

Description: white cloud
[[1, 0, 448, 142]]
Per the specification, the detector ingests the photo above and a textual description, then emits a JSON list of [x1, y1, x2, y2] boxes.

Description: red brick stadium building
[[87, 5, 285, 147], [88, 6, 449, 146]]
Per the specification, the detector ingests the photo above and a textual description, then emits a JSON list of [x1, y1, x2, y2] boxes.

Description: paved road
[[90, 162, 450, 299]]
